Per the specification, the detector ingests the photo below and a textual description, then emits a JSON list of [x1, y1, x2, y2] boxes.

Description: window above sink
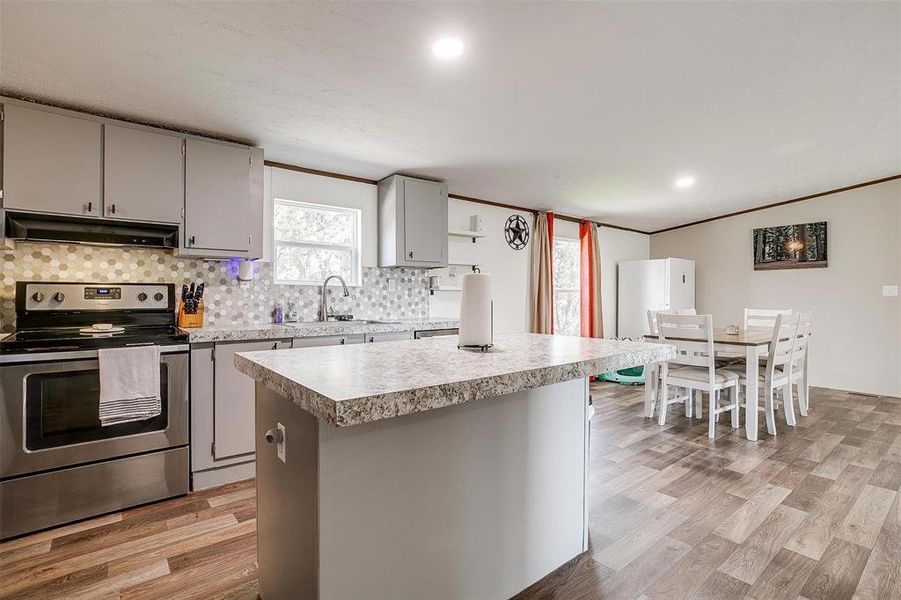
[[273, 199, 362, 286]]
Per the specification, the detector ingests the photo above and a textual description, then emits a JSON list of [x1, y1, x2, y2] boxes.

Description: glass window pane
[[275, 245, 353, 284], [553, 239, 580, 290], [554, 290, 581, 336], [274, 202, 355, 245]]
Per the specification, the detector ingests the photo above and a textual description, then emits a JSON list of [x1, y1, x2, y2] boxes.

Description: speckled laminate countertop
[[234, 333, 675, 427], [182, 318, 459, 343]]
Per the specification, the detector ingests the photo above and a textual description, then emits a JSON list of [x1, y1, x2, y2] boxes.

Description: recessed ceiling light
[[433, 37, 464, 59], [674, 176, 696, 189]]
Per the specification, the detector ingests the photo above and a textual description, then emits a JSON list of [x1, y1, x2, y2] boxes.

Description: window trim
[[272, 198, 362, 286]]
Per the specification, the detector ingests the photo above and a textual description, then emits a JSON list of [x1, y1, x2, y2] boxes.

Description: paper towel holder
[[457, 301, 494, 352]]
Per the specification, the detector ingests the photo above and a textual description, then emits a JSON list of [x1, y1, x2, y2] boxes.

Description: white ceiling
[[1, 1, 899, 232]]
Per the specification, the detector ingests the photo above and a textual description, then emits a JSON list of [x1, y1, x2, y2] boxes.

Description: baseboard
[[192, 461, 256, 491]]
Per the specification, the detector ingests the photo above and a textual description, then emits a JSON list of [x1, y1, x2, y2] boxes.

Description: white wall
[[430, 202, 650, 336], [599, 227, 651, 337], [263, 167, 652, 336], [650, 179, 901, 397], [263, 167, 378, 268], [429, 199, 533, 333]]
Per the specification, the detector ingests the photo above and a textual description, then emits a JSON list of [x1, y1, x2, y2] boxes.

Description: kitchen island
[[235, 333, 674, 599]]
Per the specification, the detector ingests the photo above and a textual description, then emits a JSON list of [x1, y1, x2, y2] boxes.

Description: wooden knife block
[[177, 300, 204, 328]]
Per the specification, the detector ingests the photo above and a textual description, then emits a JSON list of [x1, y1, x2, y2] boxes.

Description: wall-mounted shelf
[[428, 264, 482, 294], [448, 230, 486, 243]]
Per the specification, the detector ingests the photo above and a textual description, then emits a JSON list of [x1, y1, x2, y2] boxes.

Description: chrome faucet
[[319, 275, 350, 321]]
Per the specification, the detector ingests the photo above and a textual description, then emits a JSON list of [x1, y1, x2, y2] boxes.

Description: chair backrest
[[791, 311, 813, 369], [657, 313, 715, 380], [765, 312, 801, 377], [744, 308, 792, 329], [647, 308, 697, 335]]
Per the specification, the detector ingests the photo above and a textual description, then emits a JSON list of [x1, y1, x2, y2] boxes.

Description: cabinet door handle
[[87, 201, 93, 213], [408, 251, 414, 259], [339, 338, 345, 345], [109, 204, 116, 215], [189, 235, 195, 246]]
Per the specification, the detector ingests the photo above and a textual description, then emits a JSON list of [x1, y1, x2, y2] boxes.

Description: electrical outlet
[[388, 278, 397, 292], [276, 422, 286, 463], [883, 285, 899, 297]]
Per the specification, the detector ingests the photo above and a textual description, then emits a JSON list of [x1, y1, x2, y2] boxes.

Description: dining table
[[643, 327, 809, 441]]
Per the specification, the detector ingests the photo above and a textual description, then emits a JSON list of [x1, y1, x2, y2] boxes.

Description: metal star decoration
[[505, 215, 530, 250]]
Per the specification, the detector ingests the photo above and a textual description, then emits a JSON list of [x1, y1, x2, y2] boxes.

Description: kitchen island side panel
[[316, 378, 588, 600], [255, 382, 319, 600]]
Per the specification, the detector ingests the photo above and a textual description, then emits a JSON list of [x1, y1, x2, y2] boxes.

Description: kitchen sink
[[287, 319, 401, 326]]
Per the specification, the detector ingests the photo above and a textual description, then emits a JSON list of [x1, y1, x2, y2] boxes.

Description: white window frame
[[272, 198, 362, 286], [553, 237, 581, 336]]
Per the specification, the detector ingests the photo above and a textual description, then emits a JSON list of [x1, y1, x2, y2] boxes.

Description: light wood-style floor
[[2, 382, 899, 600]]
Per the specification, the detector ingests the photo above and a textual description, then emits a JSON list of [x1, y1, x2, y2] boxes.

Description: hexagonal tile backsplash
[[1, 243, 430, 330]]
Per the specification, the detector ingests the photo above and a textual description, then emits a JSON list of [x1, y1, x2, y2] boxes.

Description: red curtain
[[547, 212, 554, 334], [579, 221, 603, 338]]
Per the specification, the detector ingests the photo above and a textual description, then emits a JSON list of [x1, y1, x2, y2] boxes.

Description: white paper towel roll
[[459, 273, 493, 347]]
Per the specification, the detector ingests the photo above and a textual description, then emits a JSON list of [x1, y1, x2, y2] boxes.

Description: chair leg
[[694, 389, 702, 419], [798, 380, 809, 417], [730, 387, 740, 429], [783, 382, 796, 426], [658, 380, 669, 426], [684, 387, 692, 418], [708, 391, 716, 438], [764, 385, 777, 436]]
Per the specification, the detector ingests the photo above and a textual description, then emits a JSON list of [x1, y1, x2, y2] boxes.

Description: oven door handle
[[0, 345, 189, 364]]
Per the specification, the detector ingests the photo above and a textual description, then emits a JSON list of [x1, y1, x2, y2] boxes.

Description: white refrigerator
[[617, 258, 695, 339]]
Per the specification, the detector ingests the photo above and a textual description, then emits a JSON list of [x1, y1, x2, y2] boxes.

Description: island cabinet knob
[[264, 428, 283, 445]]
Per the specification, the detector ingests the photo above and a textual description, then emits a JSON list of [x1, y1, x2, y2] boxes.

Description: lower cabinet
[[292, 334, 363, 347], [365, 331, 414, 343], [190, 339, 290, 490], [191, 330, 424, 490]]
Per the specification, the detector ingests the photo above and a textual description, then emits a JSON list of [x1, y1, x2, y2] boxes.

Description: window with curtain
[[273, 199, 362, 285], [553, 238, 580, 336]]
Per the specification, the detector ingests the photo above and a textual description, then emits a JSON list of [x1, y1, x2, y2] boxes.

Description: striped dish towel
[[98, 345, 162, 426]]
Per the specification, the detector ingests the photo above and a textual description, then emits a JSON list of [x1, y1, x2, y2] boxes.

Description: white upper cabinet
[[183, 139, 257, 254], [378, 175, 448, 267], [2, 104, 102, 217], [103, 125, 184, 223]]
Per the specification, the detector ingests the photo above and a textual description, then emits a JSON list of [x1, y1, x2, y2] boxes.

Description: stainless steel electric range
[[0, 282, 189, 540]]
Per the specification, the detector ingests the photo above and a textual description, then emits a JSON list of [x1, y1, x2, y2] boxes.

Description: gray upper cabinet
[[378, 174, 448, 267], [184, 139, 254, 254], [1, 104, 102, 217], [103, 125, 184, 223]]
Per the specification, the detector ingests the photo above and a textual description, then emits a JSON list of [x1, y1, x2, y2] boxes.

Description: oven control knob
[[31, 291, 45, 303], [137, 292, 148, 302], [52, 292, 66, 303], [153, 292, 164, 302]]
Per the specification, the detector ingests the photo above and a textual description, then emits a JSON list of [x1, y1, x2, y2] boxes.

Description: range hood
[[4, 211, 179, 249]]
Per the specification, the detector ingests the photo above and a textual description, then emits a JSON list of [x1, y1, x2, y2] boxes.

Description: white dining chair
[[744, 308, 792, 329], [646, 308, 698, 418], [726, 312, 801, 436], [724, 308, 794, 366], [790, 311, 813, 416], [656, 313, 740, 438], [647, 308, 697, 335]]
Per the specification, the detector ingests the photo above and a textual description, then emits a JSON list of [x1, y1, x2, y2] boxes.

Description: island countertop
[[234, 333, 675, 427]]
